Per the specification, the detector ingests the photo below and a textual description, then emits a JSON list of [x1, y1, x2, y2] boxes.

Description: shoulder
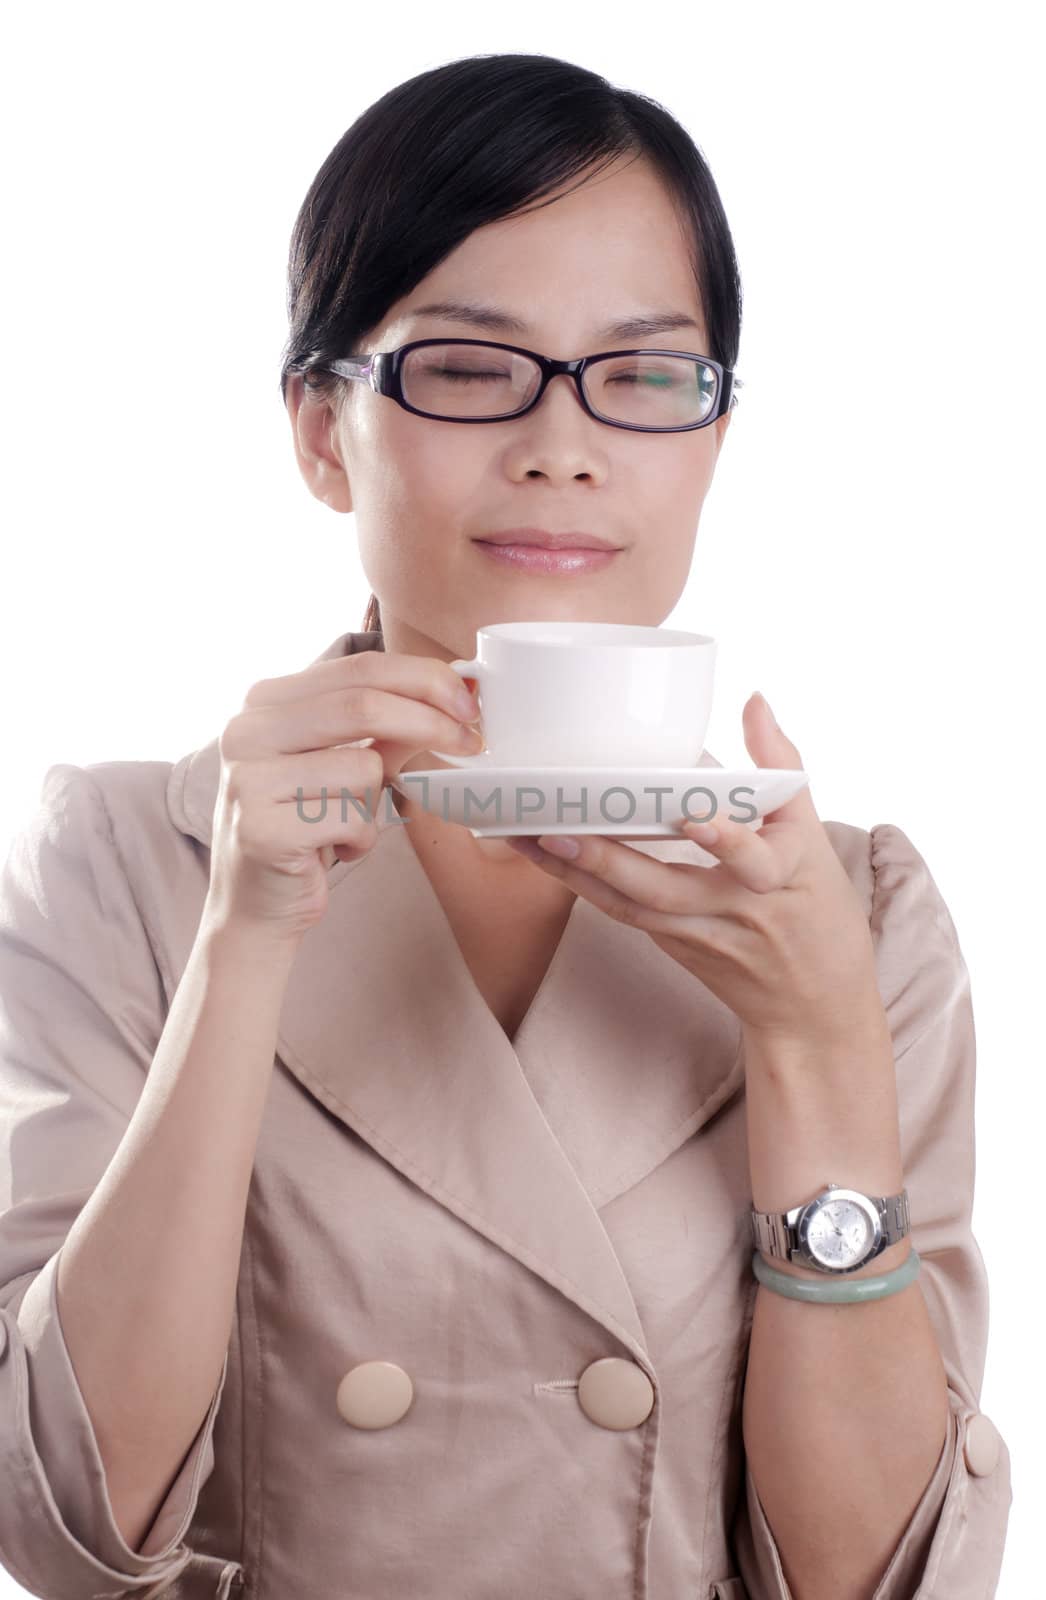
[[7, 758, 209, 996], [12, 758, 178, 857], [45, 758, 190, 869], [821, 817, 954, 940]]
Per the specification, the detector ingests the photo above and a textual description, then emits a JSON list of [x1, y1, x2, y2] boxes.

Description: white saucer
[[390, 765, 810, 840]]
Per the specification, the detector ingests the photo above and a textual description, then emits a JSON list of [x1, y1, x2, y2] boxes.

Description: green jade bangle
[[751, 1246, 921, 1303]]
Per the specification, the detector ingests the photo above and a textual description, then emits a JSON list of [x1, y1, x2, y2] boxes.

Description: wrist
[[742, 994, 890, 1067], [756, 1233, 914, 1283], [743, 1017, 905, 1215], [197, 907, 307, 967]]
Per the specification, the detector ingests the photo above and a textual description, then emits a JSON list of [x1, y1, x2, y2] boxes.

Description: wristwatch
[[750, 1181, 911, 1276]]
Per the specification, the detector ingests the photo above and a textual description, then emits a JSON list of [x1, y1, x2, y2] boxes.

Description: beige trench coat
[[0, 628, 1012, 1600]]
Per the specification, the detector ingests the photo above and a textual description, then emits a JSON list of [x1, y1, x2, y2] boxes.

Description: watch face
[[804, 1195, 877, 1269]]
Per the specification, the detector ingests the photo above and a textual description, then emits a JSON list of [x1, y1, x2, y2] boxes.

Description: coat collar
[[166, 630, 745, 1359]]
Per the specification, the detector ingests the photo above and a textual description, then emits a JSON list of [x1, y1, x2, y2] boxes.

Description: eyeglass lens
[[400, 343, 719, 426]]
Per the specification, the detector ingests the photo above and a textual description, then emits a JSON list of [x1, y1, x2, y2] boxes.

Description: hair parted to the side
[[280, 52, 744, 639]]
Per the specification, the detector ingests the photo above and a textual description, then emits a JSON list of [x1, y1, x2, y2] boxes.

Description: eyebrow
[[405, 297, 703, 345]]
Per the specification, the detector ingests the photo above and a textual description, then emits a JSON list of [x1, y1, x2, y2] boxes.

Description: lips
[[473, 538, 621, 575], [476, 527, 621, 551]]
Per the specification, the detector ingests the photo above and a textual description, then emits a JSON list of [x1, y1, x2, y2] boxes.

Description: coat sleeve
[[730, 821, 1013, 1600], [0, 763, 229, 1600]]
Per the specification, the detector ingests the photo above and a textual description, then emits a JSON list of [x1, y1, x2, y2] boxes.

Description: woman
[[0, 53, 1011, 1600]]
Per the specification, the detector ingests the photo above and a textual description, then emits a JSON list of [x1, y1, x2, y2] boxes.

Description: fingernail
[[538, 835, 580, 859], [686, 820, 720, 845]]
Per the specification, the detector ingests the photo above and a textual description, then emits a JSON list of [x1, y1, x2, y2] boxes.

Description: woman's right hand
[[204, 651, 484, 941]]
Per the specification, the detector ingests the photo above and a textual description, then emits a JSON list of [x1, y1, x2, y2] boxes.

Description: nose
[[531, 368, 587, 416]]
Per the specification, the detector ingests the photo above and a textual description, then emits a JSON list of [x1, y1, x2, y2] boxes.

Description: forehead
[[383, 157, 706, 349]]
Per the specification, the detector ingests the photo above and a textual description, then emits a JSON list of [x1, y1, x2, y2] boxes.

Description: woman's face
[[288, 154, 732, 663]]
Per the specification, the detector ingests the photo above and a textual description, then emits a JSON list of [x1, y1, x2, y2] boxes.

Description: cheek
[[355, 439, 468, 586], [640, 448, 715, 536], [627, 448, 713, 589], [666, 439, 717, 501], [378, 419, 481, 512]]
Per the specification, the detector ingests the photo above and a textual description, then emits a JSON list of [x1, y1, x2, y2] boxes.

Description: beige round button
[[577, 1357, 655, 1430], [963, 1412, 1001, 1477], [336, 1361, 414, 1430]]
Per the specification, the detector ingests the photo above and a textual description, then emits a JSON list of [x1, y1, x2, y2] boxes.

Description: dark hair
[[280, 53, 744, 638]]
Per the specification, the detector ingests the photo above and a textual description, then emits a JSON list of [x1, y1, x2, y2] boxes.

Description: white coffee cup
[[430, 621, 716, 768]]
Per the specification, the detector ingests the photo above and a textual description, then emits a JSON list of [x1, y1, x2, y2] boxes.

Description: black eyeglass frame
[[320, 338, 743, 434]]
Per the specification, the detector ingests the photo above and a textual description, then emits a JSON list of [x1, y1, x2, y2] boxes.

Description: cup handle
[[429, 658, 492, 767]]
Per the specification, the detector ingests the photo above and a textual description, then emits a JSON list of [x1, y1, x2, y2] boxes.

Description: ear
[[712, 407, 732, 454], [285, 374, 353, 513]]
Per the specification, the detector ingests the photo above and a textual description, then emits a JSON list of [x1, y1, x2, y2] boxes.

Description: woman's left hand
[[504, 692, 883, 1045]]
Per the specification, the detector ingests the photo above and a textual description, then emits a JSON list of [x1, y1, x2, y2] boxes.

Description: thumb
[[743, 692, 819, 823]]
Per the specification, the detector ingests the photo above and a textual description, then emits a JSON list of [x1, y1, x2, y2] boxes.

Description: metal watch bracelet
[[751, 1185, 910, 1274]]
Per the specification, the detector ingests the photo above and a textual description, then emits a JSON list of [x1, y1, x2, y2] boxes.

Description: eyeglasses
[[319, 338, 743, 433]]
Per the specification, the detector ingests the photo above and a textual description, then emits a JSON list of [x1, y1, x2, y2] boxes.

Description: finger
[[507, 835, 668, 928], [504, 833, 762, 943], [677, 810, 802, 892], [244, 652, 478, 724], [507, 832, 727, 918], [743, 692, 821, 827]]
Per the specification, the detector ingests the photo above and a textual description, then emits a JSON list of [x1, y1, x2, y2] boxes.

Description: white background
[[2, 3, 1042, 1594]]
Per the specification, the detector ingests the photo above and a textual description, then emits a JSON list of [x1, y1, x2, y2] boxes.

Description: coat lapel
[[166, 630, 746, 1357]]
